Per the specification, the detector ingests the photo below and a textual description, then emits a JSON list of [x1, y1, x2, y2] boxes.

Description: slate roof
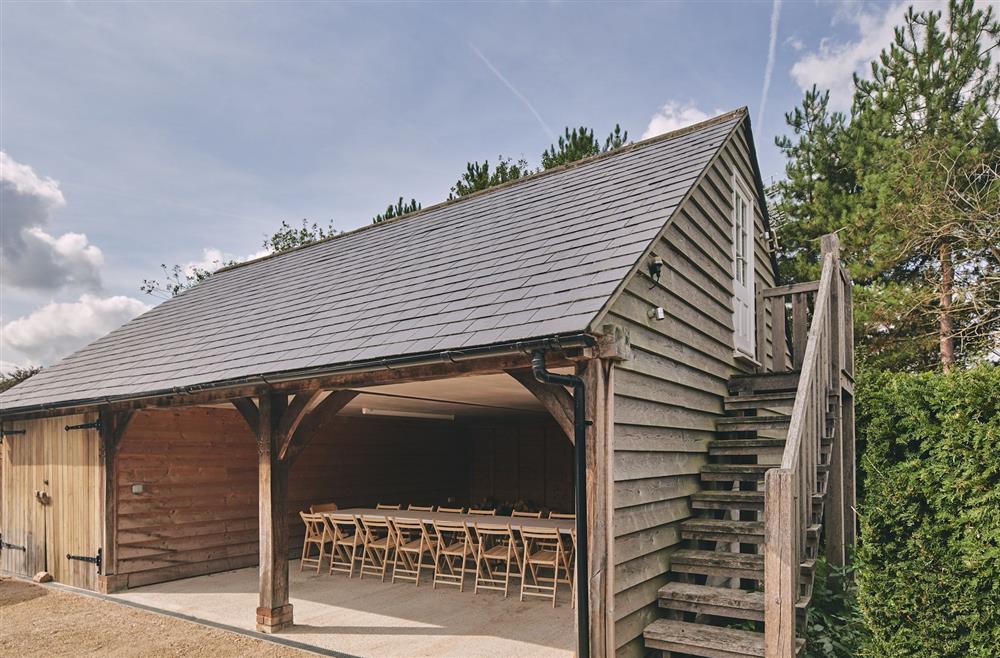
[[0, 109, 745, 413]]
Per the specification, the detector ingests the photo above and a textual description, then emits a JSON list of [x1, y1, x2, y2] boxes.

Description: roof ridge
[[212, 106, 748, 277]]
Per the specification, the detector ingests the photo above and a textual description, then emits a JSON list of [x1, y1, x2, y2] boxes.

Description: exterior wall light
[[648, 306, 666, 321]]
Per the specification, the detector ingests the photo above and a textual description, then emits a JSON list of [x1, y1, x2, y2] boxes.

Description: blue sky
[[0, 1, 937, 370]]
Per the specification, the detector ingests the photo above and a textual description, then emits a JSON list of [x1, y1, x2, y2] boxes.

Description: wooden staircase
[[643, 235, 855, 658]]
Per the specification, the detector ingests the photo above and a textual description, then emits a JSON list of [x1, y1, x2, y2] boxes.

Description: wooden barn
[[0, 107, 855, 658]]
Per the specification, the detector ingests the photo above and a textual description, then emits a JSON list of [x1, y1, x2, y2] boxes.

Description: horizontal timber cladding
[[608, 123, 779, 658], [114, 407, 259, 586], [113, 406, 469, 588], [467, 418, 573, 513]]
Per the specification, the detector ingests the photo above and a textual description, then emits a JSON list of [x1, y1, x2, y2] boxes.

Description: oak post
[[579, 358, 613, 656], [257, 392, 292, 633], [97, 408, 134, 593]]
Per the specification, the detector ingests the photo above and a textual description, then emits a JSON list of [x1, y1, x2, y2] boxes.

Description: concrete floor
[[113, 560, 574, 658]]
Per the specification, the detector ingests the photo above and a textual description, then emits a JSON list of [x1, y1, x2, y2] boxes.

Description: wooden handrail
[[764, 232, 847, 657]]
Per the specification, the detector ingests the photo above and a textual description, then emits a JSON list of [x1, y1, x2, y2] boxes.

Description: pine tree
[[541, 125, 630, 169], [774, 0, 999, 371], [372, 197, 421, 223], [449, 156, 530, 199], [772, 86, 856, 282]]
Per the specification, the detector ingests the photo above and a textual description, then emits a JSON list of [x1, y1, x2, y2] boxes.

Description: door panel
[[0, 413, 101, 589], [45, 413, 101, 590], [0, 418, 46, 577]]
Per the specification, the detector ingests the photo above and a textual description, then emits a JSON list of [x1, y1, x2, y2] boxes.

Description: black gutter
[[531, 350, 590, 658], [0, 333, 596, 418]]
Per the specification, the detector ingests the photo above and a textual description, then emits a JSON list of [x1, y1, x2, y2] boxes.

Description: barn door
[[0, 414, 101, 589], [44, 413, 102, 590], [0, 421, 46, 578], [731, 173, 756, 358]]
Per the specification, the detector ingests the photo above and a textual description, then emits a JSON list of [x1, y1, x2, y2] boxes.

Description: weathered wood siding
[[113, 406, 470, 588], [0, 413, 101, 590], [467, 418, 573, 512], [606, 121, 779, 657]]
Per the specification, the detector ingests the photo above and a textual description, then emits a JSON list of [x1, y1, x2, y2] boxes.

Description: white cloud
[[785, 36, 804, 52], [184, 246, 270, 277], [758, 0, 783, 126], [1, 294, 151, 366], [642, 102, 718, 139], [1, 151, 105, 292], [789, 1, 942, 110]]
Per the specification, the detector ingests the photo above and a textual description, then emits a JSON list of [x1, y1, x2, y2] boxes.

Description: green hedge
[[856, 366, 1000, 657]]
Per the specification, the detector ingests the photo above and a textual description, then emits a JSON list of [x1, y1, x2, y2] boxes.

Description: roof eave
[[0, 332, 598, 420]]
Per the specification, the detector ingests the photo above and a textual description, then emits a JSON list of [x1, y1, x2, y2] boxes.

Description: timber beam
[[1, 350, 583, 422]]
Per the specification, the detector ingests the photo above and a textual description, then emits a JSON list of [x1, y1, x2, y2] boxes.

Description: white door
[[731, 175, 756, 358]]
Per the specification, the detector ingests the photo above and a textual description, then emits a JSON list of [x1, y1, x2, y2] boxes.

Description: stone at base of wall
[[256, 604, 293, 633], [97, 574, 128, 594], [32, 571, 53, 583]]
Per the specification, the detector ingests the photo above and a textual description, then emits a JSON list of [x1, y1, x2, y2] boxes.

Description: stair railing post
[[765, 468, 797, 658], [820, 234, 847, 568]]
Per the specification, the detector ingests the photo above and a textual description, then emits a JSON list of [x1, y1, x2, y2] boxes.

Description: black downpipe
[[532, 350, 589, 658]]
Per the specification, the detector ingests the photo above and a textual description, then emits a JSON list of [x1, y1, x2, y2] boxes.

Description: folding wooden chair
[[519, 525, 566, 607], [437, 506, 465, 514], [468, 508, 496, 516], [376, 503, 401, 510], [544, 513, 576, 578], [390, 517, 437, 586], [359, 515, 396, 581], [432, 518, 475, 591], [511, 510, 542, 519], [407, 504, 435, 512], [299, 512, 329, 573], [311, 502, 339, 514], [473, 522, 521, 598], [325, 513, 363, 577]]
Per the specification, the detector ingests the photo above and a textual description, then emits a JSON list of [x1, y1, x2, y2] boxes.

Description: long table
[[334, 508, 575, 536]]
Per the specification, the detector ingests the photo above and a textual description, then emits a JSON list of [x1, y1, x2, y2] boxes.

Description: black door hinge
[[0, 534, 27, 551], [66, 547, 102, 574], [65, 420, 101, 432]]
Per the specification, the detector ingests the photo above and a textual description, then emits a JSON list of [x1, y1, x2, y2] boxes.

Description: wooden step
[[716, 415, 791, 432], [709, 437, 833, 459], [658, 582, 764, 621], [681, 519, 764, 544], [644, 619, 805, 658], [701, 462, 831, 484], [724, 391, 797, 411], [701, 464, 772, 483], [729, 370, 801, 394], [691, 490, 767, 511], [709, 437, 787, 456], [670, 549, 763, 580], [724, 391, 838, 412], [692, 490, 826, 512]]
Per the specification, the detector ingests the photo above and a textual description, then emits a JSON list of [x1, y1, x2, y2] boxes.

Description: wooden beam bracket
[[506, 369, 575, 444]]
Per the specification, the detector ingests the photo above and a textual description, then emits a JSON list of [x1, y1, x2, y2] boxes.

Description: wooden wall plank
[[608, 120, 781, 658]]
